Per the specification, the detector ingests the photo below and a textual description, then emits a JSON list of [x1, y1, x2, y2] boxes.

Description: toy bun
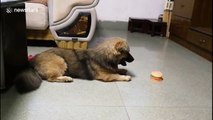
[[151, 71, 163, 81]]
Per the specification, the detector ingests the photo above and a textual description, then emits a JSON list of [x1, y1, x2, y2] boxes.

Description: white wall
[[95, 0, 166, 22]]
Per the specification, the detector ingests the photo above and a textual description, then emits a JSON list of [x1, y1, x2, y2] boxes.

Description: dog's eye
[[121, 50, 129, 55], [119, 49, 127, 53]]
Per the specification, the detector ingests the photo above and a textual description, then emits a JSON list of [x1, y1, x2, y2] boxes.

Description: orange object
[[151, 71, 163, 81]]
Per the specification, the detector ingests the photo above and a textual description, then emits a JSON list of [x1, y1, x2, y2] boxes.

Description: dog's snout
[[119, 52, 134, 66], [126, 52, 134, 62]]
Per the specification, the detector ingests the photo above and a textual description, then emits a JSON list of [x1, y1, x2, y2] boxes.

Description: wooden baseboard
[[26, 29, 88, 49], [56, 41, 88, 49], [26, 29, 54, 40]]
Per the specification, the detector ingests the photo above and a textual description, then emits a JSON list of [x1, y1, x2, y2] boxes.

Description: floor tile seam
[[57, 105, 127, 107], [115, 83, 131, 120], [124, 106, 212, 109]]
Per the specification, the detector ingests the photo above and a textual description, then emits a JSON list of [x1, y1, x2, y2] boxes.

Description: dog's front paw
[[125, 75, 131, 81], [120, 75, 131, 81]]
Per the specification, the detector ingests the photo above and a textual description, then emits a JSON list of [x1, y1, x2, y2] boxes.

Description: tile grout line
[[115, 83, 131, 120], [124, 106, 212, 109]]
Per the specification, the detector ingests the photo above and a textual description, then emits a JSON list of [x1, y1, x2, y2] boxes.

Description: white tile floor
[[1, 30, 212, 120]]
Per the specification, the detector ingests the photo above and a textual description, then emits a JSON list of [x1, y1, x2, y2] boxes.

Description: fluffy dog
[[15, 37, 134, 93]]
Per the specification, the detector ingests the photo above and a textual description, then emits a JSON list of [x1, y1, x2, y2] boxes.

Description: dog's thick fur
[[15, 37, 134, 93]]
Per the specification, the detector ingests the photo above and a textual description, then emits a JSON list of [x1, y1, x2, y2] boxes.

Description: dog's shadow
[[118, 68, 136, 77], [126, 70, 136, 77]]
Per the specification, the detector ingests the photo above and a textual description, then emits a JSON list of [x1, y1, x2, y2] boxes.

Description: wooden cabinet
[[172, 0, 195, 18], [187, 29, 212, 52], [169, 0, 212, 61], [170, 16, 190, 39]]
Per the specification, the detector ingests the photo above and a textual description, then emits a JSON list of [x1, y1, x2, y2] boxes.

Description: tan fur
[[32, 52, 70, 82], [30, 37, 134, 82]]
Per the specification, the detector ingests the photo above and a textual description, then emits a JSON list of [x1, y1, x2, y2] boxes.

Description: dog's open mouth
[[120, 59, 127, 66], [119, 52, 134, 66]]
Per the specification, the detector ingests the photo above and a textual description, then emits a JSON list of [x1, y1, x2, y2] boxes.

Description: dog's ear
[[115, 41, 124, 52], [115, 41, 130, 53]]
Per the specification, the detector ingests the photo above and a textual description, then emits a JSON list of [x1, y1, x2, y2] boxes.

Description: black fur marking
[[90, 50, 118, 73], [64, 50, 94, 80], [77, 51, 94, 80]]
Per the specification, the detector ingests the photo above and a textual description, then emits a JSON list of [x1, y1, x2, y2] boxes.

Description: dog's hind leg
[[47, 76, 73, 82], [44, 67, 73, 82], [43, 69, 73, 82], [33, 52, 73, 83]]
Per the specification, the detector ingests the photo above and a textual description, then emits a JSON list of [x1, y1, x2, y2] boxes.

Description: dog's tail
[[14, 66, 42, 93]]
